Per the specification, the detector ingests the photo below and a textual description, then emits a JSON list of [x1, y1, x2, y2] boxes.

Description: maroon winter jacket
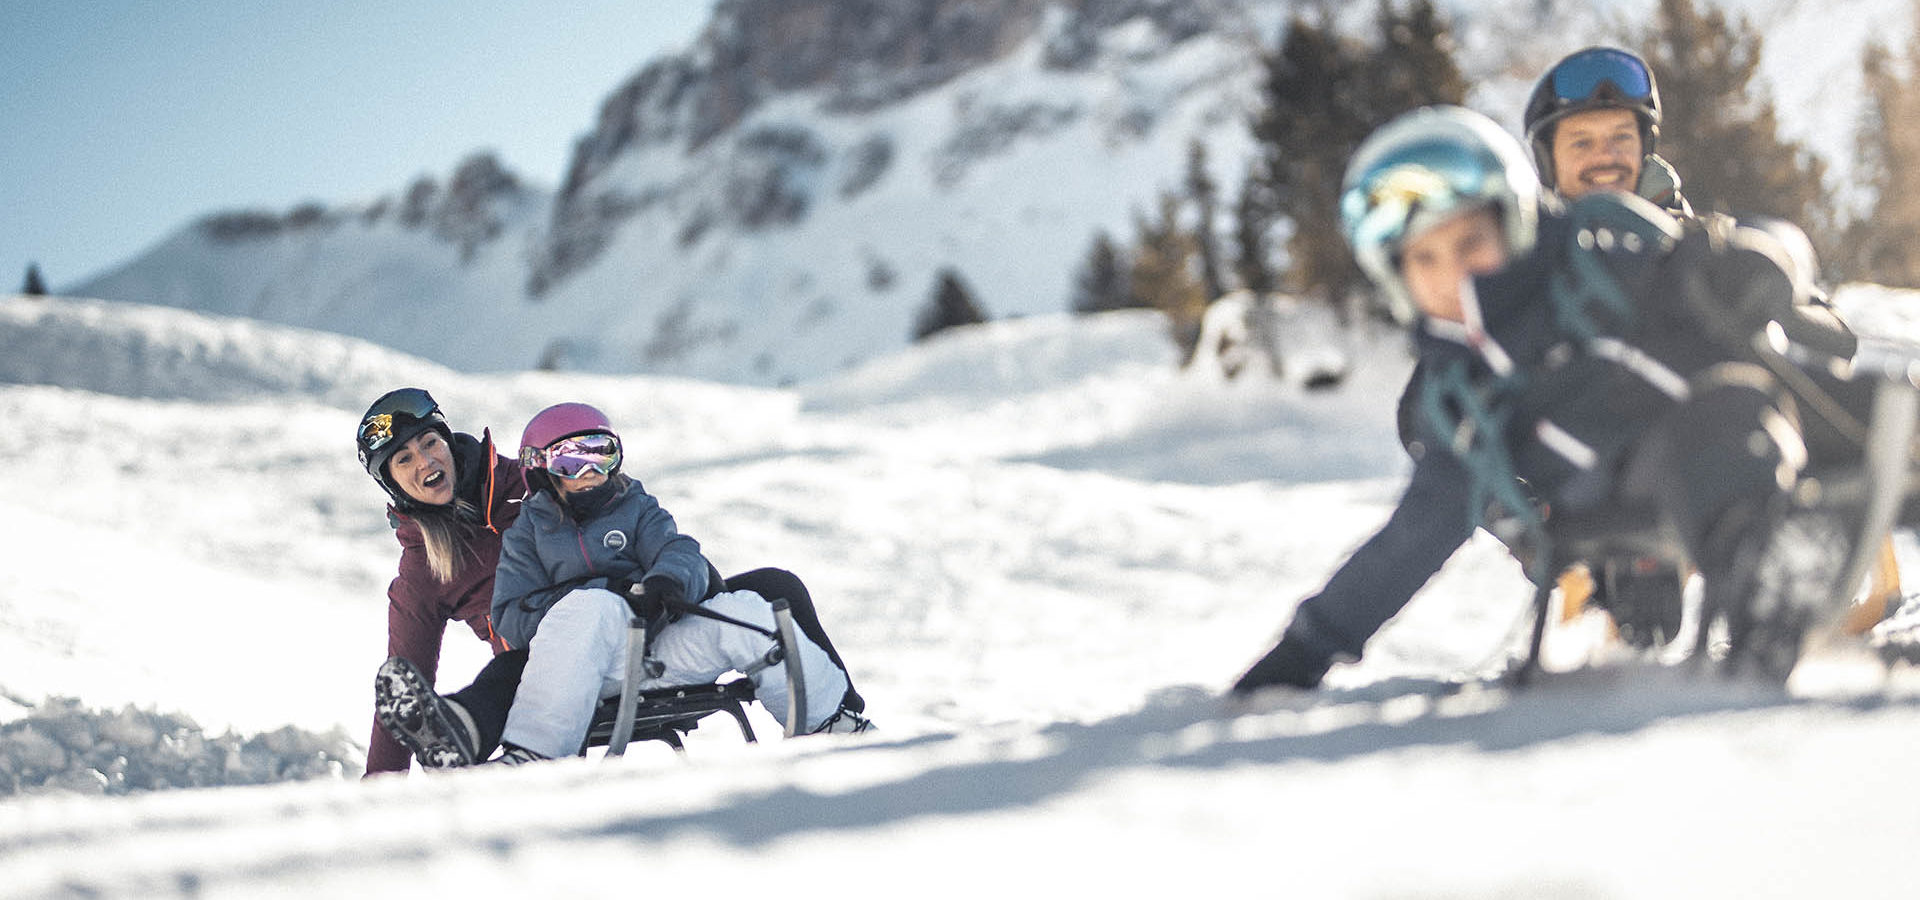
[[365, 431, 525, 776]]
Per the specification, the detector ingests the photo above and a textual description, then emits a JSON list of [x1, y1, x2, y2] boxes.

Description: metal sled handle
[[772, 599, 807, 738], [1832, 380, 1919, 612], [607, 619, 650, 757]]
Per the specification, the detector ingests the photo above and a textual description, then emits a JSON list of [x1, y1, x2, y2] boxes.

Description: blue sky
[[1, 1, 718, 290]]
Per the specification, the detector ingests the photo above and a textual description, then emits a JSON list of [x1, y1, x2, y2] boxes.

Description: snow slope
[[3, 291, 1920, 897]]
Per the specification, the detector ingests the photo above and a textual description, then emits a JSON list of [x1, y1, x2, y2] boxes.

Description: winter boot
[[485, 742, 549, 766], [1595, 557, 1687, 650], [1230, 632, 1333, 695], [1714, 510, 1855, 683], [811, 703, 875, 735], [374, 656, 481, 769]]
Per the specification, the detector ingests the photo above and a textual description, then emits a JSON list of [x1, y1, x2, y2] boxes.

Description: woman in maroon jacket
[[355, 387, 528, 776]]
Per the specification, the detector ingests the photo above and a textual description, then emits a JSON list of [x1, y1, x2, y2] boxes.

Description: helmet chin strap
[[1459, 277, 1514, 376]]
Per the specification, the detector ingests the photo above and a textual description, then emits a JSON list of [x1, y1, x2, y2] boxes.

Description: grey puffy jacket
[[490, 476, 714, 650]]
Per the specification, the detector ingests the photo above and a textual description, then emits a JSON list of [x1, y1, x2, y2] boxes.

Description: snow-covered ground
[[3, 292, 1920, 898]]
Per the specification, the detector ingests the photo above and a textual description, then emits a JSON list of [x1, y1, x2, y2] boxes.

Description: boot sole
[[374, 658, 477, 768]]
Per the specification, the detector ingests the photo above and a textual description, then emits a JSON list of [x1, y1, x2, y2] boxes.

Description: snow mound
[[802, 310, 1177, 412], [0, 694, 356, 797], [0, 294, 454, 409]]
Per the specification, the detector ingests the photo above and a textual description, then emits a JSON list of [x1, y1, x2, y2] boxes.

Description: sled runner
[[1508, 502, 1678, 684], [378, 563, 865, 768], [584, 590, 810, 758]]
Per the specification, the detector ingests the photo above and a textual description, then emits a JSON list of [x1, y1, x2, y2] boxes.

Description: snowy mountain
[[67, 0, 1916, 386], [5, 288, 1920, 896]]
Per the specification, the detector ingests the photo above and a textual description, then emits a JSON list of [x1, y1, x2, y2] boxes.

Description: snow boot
[[1594, 557, 1687, 650], [811, 703, 875, 735], [485, 742, 549, 766], [1231, 633, 1333, 694], [1716, 510, 1855, 683], [374, 656, 481, 769]]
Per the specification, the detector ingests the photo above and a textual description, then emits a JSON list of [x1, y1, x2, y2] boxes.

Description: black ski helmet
[[1523, 46, 1661, 187], [357, 387, 453, 505]]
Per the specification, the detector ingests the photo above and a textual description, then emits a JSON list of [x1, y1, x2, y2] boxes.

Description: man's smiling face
[[1549, 107, 1643, 199]]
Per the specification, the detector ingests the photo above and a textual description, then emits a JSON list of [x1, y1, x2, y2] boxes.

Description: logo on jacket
[[602, 530, 627, 551]]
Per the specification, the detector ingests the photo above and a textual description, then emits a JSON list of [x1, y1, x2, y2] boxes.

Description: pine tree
[[1841, 3, 1920, 286], [1365, 0, 1468, 116], [1071, 231, 1135, 314], [913, 268, 987, 341], [20, 262, 47, 296], [1635, 0, 1827, 228], [1246, 11, 1369, 310], [1232, 159, 1277, 296], [1185, 140, 1228, 301], [1130, 192, 1210, 364], [1237, 2, 1467, 317]]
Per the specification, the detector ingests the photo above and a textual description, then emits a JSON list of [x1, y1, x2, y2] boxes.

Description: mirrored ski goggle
[[523, 432, 622, 479], [1549, 47, 1654, 103], [1343, 143, 1495, 256], [358, 388, 441, 454]]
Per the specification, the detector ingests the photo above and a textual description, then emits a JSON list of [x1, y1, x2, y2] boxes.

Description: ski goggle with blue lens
[[1549, 48, 1653, 103], [522, 432, 622, 479], [1343, 141, 1496, 256], [358, 388, 442, 457]]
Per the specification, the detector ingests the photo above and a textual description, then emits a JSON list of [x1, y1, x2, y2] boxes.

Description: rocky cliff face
[[530, 0, 1250, 297], [194, 151, 539, 266], [66, 0, 1311, 381], [85, 0, 1859, 386]]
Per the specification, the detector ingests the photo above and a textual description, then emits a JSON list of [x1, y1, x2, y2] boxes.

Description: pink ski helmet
[[518, 402, 621, 492]]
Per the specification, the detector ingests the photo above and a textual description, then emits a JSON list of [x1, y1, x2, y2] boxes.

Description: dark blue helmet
[[1523, 46, 1662, 187]]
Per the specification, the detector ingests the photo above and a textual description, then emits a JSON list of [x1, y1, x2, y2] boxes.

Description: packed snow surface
[[3, 292, 1920, 898]]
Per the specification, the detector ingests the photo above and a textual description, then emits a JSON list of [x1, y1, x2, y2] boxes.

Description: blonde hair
[[412, 498, 483, 584]]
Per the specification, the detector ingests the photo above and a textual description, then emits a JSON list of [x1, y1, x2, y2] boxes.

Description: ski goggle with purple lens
[[523, 432, 622, 479], [1549, 48, 1654, 103]]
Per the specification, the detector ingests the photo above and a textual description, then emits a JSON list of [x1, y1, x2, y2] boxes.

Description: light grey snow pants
[[501, 588, 850, 759]]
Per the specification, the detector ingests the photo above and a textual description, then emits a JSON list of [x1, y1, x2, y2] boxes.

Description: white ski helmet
[[1340, 106, 1540, 323]]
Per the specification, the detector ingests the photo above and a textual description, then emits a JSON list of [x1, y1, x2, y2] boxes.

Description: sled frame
[[1511, 502, 1679, 686], [583, 598, 809, 756]]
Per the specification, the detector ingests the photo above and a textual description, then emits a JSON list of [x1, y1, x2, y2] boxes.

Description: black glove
[[1231, 633, 1332, 695], [640, 575, 684, 606], [1670, 224, 1796, 352], [612, 575, 680, 625]]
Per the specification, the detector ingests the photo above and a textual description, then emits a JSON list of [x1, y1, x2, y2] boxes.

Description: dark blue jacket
[[1284, 192, 1755, 663], [490, 475, 715, 650]]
